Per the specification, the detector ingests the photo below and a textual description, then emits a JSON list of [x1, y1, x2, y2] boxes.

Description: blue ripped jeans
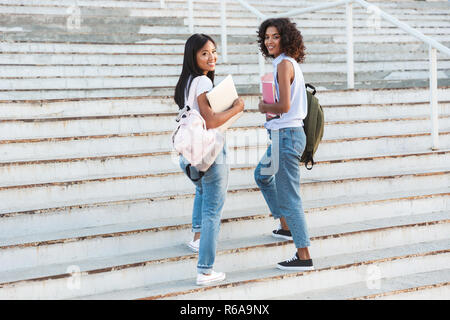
[[254, 127, 311, 248], [179, 146, 229, 274]]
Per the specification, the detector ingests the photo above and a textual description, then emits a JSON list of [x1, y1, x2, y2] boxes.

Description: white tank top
[[264, 53, 308, 130]]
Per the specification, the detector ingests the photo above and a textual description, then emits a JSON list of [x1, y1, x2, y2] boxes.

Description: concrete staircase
[[0, 0, 449, 300], [1, 0, 450, 99]]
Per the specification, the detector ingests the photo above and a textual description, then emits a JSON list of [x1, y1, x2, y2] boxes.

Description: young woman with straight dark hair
[[174, 33, 244, 286], [254, 18, 314, 271]]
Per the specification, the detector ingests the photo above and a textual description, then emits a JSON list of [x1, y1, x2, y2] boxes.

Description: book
[[206, 74, 243, 131], [261, 73, 281, 122], [261, 73, 275, 104]]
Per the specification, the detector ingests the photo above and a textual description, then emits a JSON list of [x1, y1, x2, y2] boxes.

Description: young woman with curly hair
[[254, 18, 314, 271]]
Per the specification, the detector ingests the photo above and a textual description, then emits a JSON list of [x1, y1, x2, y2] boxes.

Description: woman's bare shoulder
[[277, 59, 294, 78]]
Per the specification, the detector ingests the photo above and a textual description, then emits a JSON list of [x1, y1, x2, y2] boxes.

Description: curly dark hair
[[257, 18, 306, 63]]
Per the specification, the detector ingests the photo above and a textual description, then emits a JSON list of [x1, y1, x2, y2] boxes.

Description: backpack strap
[[304, 88, 317, 170], [304, 153, 314, 170], [305, 83, 316, 96], [175, 76, 202, 122], [186, 76, 202, 109]]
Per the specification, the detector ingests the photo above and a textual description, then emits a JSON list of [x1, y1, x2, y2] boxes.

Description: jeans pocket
[[290, 128, 306, 156]]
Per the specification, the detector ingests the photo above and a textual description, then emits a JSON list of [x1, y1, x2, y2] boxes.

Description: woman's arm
[[258, 60, 294, 114], [197, 93, 245, 129]]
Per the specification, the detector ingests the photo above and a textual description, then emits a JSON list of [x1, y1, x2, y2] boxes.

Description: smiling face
[[196, 40, 217, 75], [265, 26, 282, 58]]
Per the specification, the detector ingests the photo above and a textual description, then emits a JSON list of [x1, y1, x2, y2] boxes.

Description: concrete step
[[140, 25, 450, 37], [2, 60, 448, 79], [2, 46, 448, 64], [0, 175, 450, 248], [1, 0, 448, 12], [1, 122, 449, 163], [1, 99, 449, 126], [2, 26, 450, 43], [0, 159, 448, 213], [2, 5, 449, 29], [107, 269, 450, 300], [2, 58, 450, 76], [1, 109, 449, 141], [4, 79, 450, 100], [3, 14, 450, 32], [0, 0, 445, 7], [1, 42, 448, 56], [1, 3, 449, 20], [0, 127, 447, 181], [301, 79, 450, 92], [2, 196, 446, 263], [0, 211, 448, 299], [152, 10, 450, 21], [191, 17, 450, 28], [4, 12, 450, 35], [0, 71, 448, 91], [139, 240, 450, 300], [274, 269, 450, 300], [325, 102, 450, 122], [0, 0, 446, 9], [0, 173, 447, 239], [2, 18, 448, 33], [1, 88, 449, 118], [1, 136, 448, 186]]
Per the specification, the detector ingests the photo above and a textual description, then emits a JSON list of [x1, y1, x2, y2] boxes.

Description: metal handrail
[[234, 0, 450, 56], [354, 0, 450, 56], [182, 0, 450, 150]]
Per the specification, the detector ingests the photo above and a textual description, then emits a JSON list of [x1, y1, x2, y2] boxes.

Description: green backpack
[[301, 84, 324, 170]]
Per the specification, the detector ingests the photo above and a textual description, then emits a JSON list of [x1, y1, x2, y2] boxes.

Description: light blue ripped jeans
[[179, 146, 229, 274], [254, 127, 311, 248]]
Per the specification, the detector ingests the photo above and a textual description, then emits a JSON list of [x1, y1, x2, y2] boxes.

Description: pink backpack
[[172, 76, 225, 178]]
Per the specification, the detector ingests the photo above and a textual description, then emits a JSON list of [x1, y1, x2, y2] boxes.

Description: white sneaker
[[187, 238, 200, 252], [196, 271, 226, 286]]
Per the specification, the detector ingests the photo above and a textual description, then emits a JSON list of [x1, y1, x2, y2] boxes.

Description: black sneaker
[[272, 224, 293, 240], [277, 253, 314, 271]]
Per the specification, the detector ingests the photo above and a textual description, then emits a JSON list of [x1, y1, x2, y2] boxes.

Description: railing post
[[188, 0, 194, 33], [160, 0, 165, 8], [429, 46, 439, 150], [221, 0, 228, 63], [346, 1, 355, 89], [258, 18, 265, 92], [259, 51, 265, 92]]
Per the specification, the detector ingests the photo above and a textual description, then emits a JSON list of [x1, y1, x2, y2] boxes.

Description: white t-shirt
[[185, 75, 213, 112], [264, 53, 308, 130]]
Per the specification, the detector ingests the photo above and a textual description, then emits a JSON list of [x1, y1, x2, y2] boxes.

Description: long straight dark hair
[[174, 33, 216, 110]]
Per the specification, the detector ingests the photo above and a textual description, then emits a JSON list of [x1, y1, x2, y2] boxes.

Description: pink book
[[261, 73, 280, 121], [262, 73, 275, 104]]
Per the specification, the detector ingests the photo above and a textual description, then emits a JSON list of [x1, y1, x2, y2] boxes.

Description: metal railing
[[173, 0, 450, 150]]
